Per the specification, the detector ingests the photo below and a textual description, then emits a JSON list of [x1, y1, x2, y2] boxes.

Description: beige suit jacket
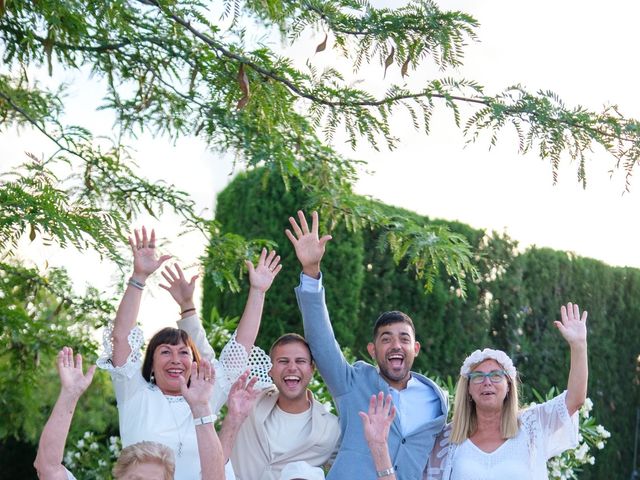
[[230, 386, 341, 480]]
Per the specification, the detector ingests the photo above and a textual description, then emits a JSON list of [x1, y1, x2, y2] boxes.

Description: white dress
[[97, 314, 272, 480], [425, 392, 579, 480]]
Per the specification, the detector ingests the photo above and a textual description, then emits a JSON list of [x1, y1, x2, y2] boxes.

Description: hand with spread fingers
[[359, 392, 396, 448], [285, 210, 332, 279], [128, 226, 172, 282], [57, 347, 96, 400], [247, 248, 282, 293], [359, 392, 397, 480], [226, 371, 260, 424], [180, 359, 215, 416], [160, 263, 199, 312], [555, 302, 587, 347]]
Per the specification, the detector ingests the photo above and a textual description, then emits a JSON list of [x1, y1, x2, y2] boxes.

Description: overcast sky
[[5, 0, 640, 333]]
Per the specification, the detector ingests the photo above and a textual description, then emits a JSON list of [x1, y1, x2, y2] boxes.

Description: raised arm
[[160, 263, 217, 361], [111, 227, 170, 367], [34, 348, 96, 480], [180, 359, 225, 480], [359, 392, 397, 480], [235, 248, 282, 352], [288, 210, 353, 395], [218, 371, 259, 461], [555, 302, 588, 415]]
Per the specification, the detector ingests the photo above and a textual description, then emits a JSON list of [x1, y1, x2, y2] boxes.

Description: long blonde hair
[[450, 364, 521, 444]]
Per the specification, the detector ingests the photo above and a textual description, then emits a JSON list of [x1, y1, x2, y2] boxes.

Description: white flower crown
[[459, 348, 517, 380]]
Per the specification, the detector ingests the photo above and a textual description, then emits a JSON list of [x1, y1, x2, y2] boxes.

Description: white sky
[[4, 0, 640, 332]]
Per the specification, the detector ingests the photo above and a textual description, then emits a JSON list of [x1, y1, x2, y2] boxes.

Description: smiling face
[[269, 341, 314, 409], [367, 321, 420, 389], [151, 341, 193, 396], [468, 359, 509, 412]]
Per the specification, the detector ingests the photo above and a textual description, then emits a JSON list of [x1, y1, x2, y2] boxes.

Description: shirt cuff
[[299, 272, 323, 292]]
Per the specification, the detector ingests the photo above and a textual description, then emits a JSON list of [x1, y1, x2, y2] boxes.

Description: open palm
[[129, 226, 171, 277], [247, 249, 282, 293], [555, 302, 587, 346]]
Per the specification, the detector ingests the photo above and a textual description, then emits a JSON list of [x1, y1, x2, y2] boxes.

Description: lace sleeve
[[208, 332, 273, 414], [423, 424, 453, 480], [96, 321, 145, 379], [520, 390, 579, 460]]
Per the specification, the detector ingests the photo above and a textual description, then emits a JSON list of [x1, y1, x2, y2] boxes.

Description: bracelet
[[376, 467, 395, 478], [193, 414, 216, 426], [128, 277, 146, 290], [180, 307, 196, 315]]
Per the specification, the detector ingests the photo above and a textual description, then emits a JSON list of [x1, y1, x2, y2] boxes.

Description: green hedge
[[205, 168, 638, 478]]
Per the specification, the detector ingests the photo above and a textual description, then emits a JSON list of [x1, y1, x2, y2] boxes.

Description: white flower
[[90, 442, 99, 450], [596, 441, 604, 449], [98, 460, 107, 467], [588, 456, 595, 465], [574, 442, 589, 461], [76, 439, 85, 449], [577, 433, 583, 442], [83, 431, 92, 439], [596, 425, 611, 438], [460, 348, 517, 379], [74, 452, 81, 459]]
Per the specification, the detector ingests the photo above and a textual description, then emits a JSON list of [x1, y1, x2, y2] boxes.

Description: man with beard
[[286, 211, 448, 480]]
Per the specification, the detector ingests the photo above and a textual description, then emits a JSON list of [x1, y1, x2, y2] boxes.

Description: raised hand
[[285, 210, 332, 278], [57, 347, 96, 400], [555, 302, 588, 347], [181, 359, 215, 415], [226, 371, 260, 423], [159, 263, 199, 310], [359, 392, 396, 447], [128, 226, 171, 280], [246, 249, 282, 293]]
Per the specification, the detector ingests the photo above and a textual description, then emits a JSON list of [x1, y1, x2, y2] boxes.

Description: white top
[[425, 392, 579, 480], [97, 316, 271, 480], [450, 429, 533, 479], [265, 404, 313, 458]]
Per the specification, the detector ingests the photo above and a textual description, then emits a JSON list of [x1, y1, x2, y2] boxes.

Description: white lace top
[[424, 392, 579, 480], [97, 315, 272, 480]]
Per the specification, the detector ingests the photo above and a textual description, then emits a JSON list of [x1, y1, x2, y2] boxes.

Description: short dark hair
[[269, 333, 313, 362], [372, 311, 416, 339], [142, 327, 202, 383]]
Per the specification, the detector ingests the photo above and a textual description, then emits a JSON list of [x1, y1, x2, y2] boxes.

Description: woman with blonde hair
[[362, 302, 588, 480]]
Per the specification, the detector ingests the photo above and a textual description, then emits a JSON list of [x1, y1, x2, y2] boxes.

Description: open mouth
[[480, 391, 495, 396], [388, 353, 404, 369], [283, 375, 301, 389], [166, 368, 184, 379]]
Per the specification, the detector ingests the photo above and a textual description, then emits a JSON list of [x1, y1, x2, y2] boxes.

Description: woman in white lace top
[[363, 302, 588, 480], [97, 227, 280, 480]]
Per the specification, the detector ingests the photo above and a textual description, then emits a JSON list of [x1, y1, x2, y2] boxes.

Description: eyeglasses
[[467, 370, 508, 384]]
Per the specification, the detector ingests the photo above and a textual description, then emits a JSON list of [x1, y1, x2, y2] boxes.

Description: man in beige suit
[[230, 334, 341, 480]]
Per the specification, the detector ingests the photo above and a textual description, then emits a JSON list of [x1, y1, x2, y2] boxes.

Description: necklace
[[163, 392, 188, 458]]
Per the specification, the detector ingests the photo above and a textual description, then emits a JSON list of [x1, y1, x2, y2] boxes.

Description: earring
[[150, 371, 155, 384]]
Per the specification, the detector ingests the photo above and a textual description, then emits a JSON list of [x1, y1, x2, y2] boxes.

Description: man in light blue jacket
[[286, 210, 448, 480]]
